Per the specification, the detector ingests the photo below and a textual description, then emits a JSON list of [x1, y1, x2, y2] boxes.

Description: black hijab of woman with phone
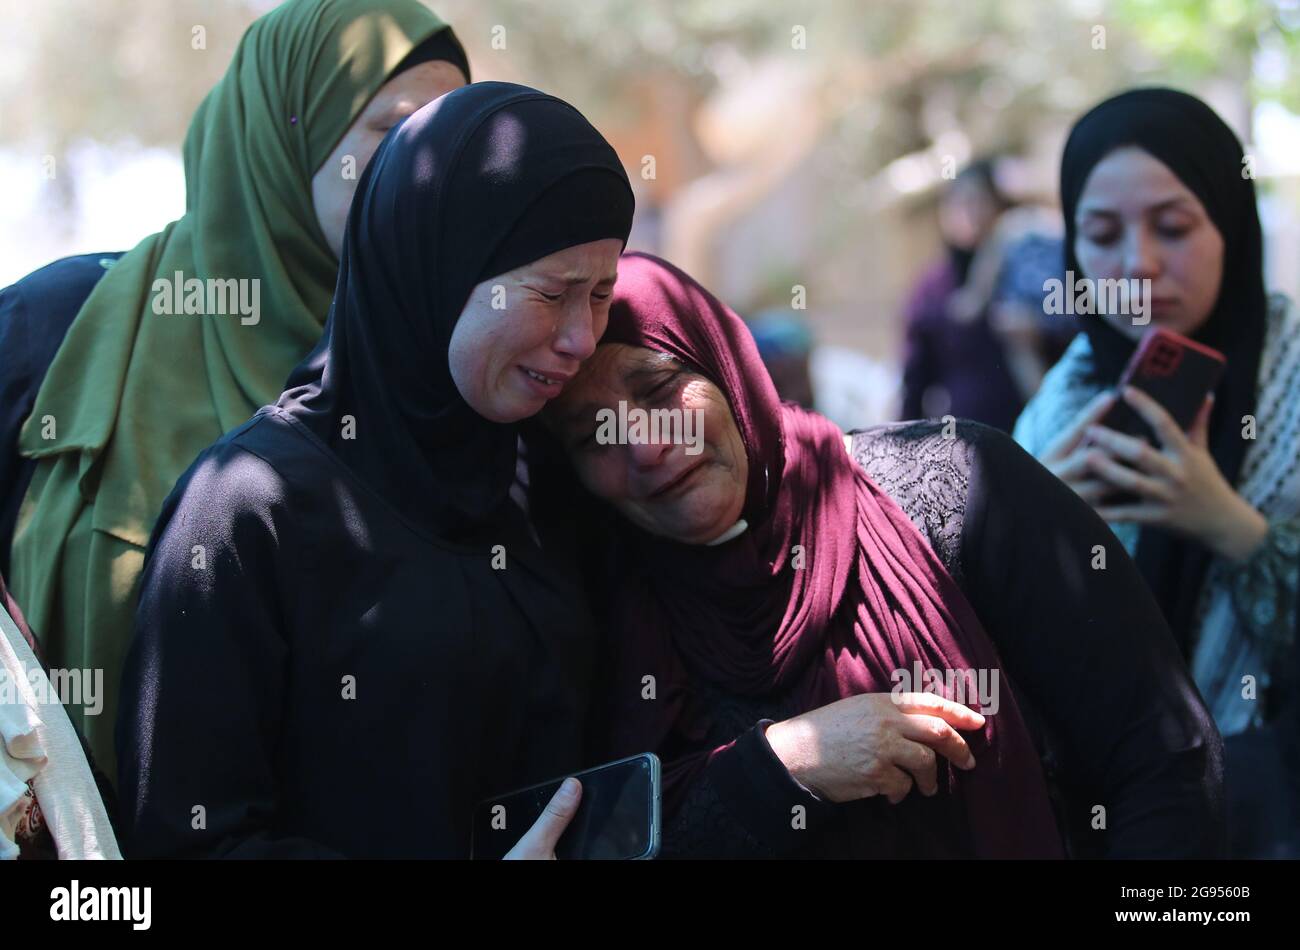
[[1058, 87, 1269, 647]]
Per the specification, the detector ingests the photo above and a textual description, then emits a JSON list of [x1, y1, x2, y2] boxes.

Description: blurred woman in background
[[899, 160, 1017, 430], [0, 0, 470, 779], [1015, 88, 1300, 858], [947, 204, 1077, 402]]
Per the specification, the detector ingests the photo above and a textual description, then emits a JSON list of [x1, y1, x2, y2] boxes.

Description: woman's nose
[[628, 435, 673, 468], [553, 298, 598, 362], [1124, 226, 1162, 279]]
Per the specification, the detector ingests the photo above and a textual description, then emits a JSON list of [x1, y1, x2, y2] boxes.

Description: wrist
[[764, 718, 812, 785], [1209, 495, 1269, 563]]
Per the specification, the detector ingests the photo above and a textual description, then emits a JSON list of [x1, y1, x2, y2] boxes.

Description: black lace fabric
[[848, 421, 974, 587], [659, 420, 1225, 859]]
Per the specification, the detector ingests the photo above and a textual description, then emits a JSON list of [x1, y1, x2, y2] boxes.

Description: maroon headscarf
[[587, 253, 1062, 858]]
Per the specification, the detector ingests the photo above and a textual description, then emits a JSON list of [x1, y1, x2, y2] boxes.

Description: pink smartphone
[[1096, 327, 1227, 440]]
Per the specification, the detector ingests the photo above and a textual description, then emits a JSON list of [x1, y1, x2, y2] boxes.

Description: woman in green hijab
[[3, 0, 469, 778]]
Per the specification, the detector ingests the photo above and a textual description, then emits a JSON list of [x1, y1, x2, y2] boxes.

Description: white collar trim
[[705, 519, 749, 546]]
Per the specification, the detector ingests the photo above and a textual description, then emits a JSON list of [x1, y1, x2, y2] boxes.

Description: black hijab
[[393, 22, 472, 82], [1060, 87, 1269, 650], [279, 82, 634, 538]]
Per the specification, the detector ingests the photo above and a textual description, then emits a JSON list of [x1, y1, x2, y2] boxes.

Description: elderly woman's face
[[1073, 146, 1225, 341], [544, 343, 749, 544], [449, 239, 622, 423]]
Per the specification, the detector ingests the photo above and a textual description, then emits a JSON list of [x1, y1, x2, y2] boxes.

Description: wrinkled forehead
[[545, 344, 677, 423]]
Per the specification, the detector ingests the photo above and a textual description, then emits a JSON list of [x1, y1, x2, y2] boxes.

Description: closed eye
[[643, 372, 681, 402], [1081, 227, 1118, 245], [574, 427, 603, 451]]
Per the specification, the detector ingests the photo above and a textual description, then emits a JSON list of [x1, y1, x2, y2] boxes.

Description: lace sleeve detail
[[659, 688, 835, 859], [660, 767, 774, 859], [848, 420, 978, 588], [1226, 516, 1300, 674]]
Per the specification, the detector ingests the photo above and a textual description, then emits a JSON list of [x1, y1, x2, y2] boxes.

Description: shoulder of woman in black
[[0, 252, 125, 573], [117, 411, 338, 858], [138, 411, 305, 569], [850, 418, 1226, 858]]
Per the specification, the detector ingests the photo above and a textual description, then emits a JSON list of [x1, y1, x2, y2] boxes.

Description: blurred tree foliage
[[435, 0, 1297, 170], [0, 0, 271, 148], [3, 0, 1294, 155], [1115, 0, 1300, 111], [0, 0, 1293, 276]]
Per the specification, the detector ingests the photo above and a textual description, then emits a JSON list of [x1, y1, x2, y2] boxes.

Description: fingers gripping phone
[[1089, 327, 1226, 507], [1096, 327, 1227, 440], [471, 753, 661, 860]]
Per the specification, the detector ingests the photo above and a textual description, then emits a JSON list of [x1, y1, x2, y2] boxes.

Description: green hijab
[[11, 0, 461, 773], [18, 0, 458, 546]]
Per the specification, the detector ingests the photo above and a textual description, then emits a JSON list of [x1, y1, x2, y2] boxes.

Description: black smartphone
[[470, 752, 661, 860], [1096, 326, 1227, 440]]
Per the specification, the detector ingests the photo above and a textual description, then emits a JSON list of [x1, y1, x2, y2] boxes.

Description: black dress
[[657, 421, 1225, 859], [115, 407, 597, 858]]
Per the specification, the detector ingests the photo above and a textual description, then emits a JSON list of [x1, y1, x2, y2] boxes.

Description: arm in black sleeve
[[0, 253, 123, 574], [116, 445, 343, 859], [958, 424, 1225, 858], [658, 722, 838, 859]]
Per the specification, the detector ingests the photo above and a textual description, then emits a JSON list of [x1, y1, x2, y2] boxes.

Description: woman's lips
[[646, 459, 707, 500], [520, 364, 573, 384], [518, 365, 569, 398]]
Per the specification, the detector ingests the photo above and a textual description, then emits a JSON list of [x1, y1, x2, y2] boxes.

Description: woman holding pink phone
[[1014, 88, 1300, 858]]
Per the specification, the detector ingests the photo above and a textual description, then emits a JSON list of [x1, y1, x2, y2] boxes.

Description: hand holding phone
[[1094, 327, 1226, 442], [473, 753, 661, 860], [1083, 327, 1225, 507], [502, 777, 582, 860], [1039, 389, 1125, 507]]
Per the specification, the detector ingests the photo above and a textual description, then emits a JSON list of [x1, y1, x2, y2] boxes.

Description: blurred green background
[[2, 0, 1298, 422]]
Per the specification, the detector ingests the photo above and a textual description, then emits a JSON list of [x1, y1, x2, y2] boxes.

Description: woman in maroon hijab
[[535, 252, 1223, 858]]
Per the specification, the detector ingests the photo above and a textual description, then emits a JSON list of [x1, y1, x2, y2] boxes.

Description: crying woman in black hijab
[[1014, 88, 1300, 858], [117, 83, 635, 859]]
